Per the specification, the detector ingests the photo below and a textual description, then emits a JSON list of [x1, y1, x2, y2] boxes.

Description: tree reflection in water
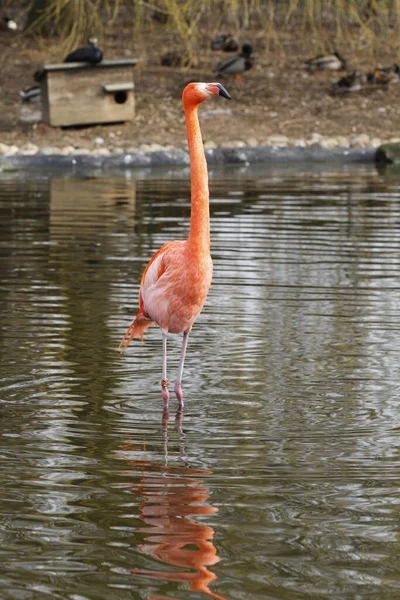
[[122, 408, 226, 600]]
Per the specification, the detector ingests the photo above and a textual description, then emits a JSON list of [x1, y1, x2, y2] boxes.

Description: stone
[[148, 143, 167, 151], [38, 146, 63, 155], [92, 148, 110, 156], [266, 135, 289, 146], [350, 134, 370, 148], [204, 140, 217, 149], [0, 143, 11, 154], [319, 138, 339, 149], [5, 145, 19, 155], [370, 138, 382, 148], [230, 140, 247, 148], [307, 132, 322, 145], [60, 145, 76, 155], [333, 136, 350, 148], [20, 143, 39, 155]]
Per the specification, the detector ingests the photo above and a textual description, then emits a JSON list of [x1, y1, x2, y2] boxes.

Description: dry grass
[[21, 0, 400, 59]]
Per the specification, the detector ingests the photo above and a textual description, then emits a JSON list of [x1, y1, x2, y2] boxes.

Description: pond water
[[1, 163, 400, 600]]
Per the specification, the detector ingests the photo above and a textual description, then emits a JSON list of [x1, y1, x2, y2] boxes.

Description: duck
[[151, 8, 168, 24], [304, 51, 346, 71], [331, 70, 362, 95], [20, 85, 40, 103], [21, 36, 103, 102], [1, 16, 17, 31], [367, 64, 400, 84], [160, 51, 192, 68], [213, 43, 253, 79], [64, 36, 103, 64], [211, 34, 239, 52]]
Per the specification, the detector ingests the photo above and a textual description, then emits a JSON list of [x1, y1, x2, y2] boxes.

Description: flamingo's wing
[[119, 243, 174, 351], [139, 242, 171, 311]]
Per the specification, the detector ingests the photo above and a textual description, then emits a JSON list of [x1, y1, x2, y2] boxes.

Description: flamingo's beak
[[216, 83, 231, 100]]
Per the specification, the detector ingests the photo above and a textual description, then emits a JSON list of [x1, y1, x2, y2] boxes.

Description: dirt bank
[[1, 28, 399, 153]]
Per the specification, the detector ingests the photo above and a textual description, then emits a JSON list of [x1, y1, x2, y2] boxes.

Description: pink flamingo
[[119, 82, 231, 404]]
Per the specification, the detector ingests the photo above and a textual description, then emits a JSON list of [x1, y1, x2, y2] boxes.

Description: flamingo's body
[[120, 81, 231, 404]]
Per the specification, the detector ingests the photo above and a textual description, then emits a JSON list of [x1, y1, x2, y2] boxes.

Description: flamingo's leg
[[161, 331, 169, 404], [175, 329, 190, 405]]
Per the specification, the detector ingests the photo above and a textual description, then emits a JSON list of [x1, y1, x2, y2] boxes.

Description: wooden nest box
[[39, 59, 137, 127]]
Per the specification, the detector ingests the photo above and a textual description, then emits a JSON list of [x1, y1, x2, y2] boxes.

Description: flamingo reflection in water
[[120, 408, 226, 600]]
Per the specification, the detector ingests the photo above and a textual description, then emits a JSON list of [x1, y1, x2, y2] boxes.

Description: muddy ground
[[0, 26, 399, 152]]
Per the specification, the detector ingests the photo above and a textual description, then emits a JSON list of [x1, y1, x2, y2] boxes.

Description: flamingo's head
[[182, 82, 231, 106]]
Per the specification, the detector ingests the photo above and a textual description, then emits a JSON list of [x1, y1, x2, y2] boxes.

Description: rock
[[148, 143, 167, 151], [375, 142, 400, 164], [308, 132, 322, 145], [0, 143, 11, 154], [60, 145, 76, 155], [230, 140, 247, 148], [266, 135, 289, 146], [246, 137, 258, 147], [95, 137, 104, 145], [74, 148, 90, 155], [5, 145, 19, 155], [333, 136, 350, 148], [350, 134, 370, 148], [293, 139, 306, 147], [38, 146, 63, 155], [204, 140, 217, 149], [92, 148, 110, 156], [20, 143, 39, 155], [370, 138, 382, 148], [319, 137, 339, 149]]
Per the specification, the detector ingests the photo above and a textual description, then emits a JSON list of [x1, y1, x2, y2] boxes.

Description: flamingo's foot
[[174, 382, 184, 406], [161, 379, 169, 404]]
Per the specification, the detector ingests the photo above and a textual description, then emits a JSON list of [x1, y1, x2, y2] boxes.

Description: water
[[1, 163, 400, 600]]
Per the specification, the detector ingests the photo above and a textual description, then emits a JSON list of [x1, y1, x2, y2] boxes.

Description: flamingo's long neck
[[185, 102, 210, 253]]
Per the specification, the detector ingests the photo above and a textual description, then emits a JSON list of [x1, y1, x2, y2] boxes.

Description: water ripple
[[2, 166, 400, 599]]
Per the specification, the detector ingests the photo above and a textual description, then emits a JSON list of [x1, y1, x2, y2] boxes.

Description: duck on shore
[[211, 34, 239, 52], [331, 70, 362, 94], [21, 36, 103, 103], [160, 50, 192, 67], [20, 85, 41, 102], [1, 16, 17, 31], [304, 51, 346, 71], [64, 36, 103, 64], [214, 43, 254, 79], [367, 64, 400, 84]]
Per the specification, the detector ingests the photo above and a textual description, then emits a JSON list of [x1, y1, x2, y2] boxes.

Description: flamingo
[[119, 81, 231, 405]]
